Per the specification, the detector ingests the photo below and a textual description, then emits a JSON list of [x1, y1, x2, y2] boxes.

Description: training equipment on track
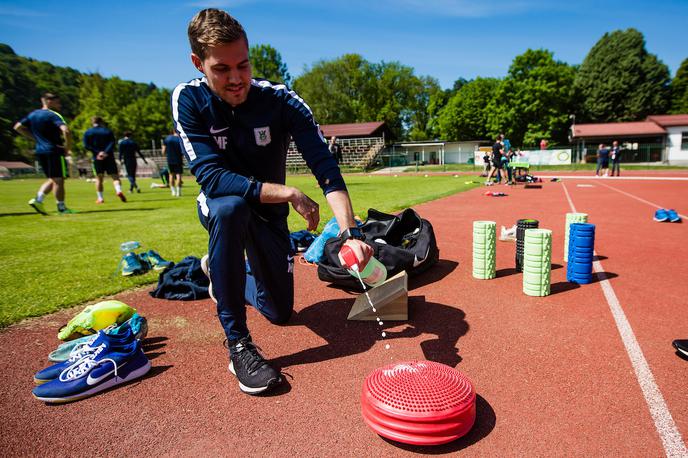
[[567, 223, 596, 284], [361, 360, 476, 446], [564, 213, 588, 262], [515, 219, 539, 272], [348, 271, 408, 321], [522, 229, 552, 297], [472, 221, 496, 280]]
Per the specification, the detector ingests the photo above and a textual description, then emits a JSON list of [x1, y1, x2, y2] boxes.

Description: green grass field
[[0, 175, 477, 327]]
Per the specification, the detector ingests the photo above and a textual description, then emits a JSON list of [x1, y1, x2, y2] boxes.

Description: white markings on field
[[596, 181, 688, 221], [562, 181, 687, 457]]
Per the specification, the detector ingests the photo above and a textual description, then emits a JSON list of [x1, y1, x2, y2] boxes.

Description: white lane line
[[539, 175, 688, 181], [562, 182, 687, 457], [596, 181, 688, 220]]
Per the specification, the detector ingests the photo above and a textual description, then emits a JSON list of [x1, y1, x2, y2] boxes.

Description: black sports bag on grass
[[317, 208, 439, 291]]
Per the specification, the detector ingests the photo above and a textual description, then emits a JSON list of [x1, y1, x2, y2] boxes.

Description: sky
[[1, 0, 686, 90]]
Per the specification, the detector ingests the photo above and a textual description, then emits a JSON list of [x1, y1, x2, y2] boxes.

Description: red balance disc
[[361, 360, 476, 446]]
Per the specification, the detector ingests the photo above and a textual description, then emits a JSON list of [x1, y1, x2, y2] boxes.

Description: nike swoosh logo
[[86, 361, 127, 386], [413, 247, 431, 268], [210, 126, 229, 134]]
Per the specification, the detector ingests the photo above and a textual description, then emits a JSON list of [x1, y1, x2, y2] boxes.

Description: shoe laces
[[58, 344, 118, 382], [233, 339, 268, 374], [66, 335, 100, 361]]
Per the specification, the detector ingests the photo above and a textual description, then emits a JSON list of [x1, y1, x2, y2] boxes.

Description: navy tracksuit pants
[[197, 194, 294, 341]]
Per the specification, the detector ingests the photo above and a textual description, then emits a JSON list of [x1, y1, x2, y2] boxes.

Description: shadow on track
[[272, 294, 469, 370]]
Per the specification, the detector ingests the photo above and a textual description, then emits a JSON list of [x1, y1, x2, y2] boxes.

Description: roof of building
[[321, 122, 387, 138], [572, 122, 666, 138], [646, 114, 688, 127], [0, 161, 34, 169]]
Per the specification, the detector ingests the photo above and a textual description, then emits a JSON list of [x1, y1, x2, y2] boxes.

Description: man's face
[[192, 39, 252, 107], [44, 98, 61, 111]]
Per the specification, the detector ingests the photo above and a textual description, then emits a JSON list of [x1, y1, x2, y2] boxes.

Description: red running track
[[0, 176, 686, 456]]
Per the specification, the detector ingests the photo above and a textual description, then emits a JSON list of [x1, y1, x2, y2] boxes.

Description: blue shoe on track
[[36, 327, 136, 384], [47, 314, 148, 363], [666, 209, 681, 223], [654, 209, 669, 222], [32, 338, 151, 403]]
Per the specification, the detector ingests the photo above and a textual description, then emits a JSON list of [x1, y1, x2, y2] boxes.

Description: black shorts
[[598, 158, 609, 169], [93, 157, 119, 175], [37, 153, 67, 178], [168, 163, 183, 175], [492, 159, 503, 169]]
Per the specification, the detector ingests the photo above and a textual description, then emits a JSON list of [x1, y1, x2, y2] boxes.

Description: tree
[[294, 54, 437, 139], [670, 58, 688, 114], [574, 28, 670, 122], [436, 77, 500, 141], [486, 49, 575, 147], [250, 44, 291, 85]]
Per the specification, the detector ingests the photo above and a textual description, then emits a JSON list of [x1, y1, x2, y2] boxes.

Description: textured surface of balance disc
[[361, 361, 476, 446]]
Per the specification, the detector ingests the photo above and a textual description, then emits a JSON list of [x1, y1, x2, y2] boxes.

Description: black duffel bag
[[317, 208, 439, 291]]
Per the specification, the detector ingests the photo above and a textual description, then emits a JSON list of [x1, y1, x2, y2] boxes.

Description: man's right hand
[[290, 189, 319, 231], [96, 152, 108, 160]]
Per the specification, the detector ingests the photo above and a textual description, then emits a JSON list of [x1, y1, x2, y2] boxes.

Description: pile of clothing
[[32, 300, 151, 404]]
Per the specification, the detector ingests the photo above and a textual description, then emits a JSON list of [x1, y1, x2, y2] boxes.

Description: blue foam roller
[[567, 223, 596, 284]]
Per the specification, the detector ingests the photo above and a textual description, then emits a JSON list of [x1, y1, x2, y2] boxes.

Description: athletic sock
[[36, 192, 45, 203], [176, 186, 181, 197], [114, 182, 123, 194], [97, 191, 104, 200]]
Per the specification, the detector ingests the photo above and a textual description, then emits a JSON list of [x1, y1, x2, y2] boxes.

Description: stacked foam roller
[[515, 219, 539, 272], [567, 223, 596, 284], [564, 213, 588, 262], [472, 221, 496, 280], [522, 229, 552, 297]]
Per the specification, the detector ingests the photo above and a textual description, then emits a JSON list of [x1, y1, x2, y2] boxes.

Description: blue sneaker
[[654, 209, 669, 222], [32, 339, 151, 403], [140, 250, 172, 271], [48, 314, 148, 362], [119, 252, 146, 276], [36, 327, 136, 384], [666, 209, 681, 223]]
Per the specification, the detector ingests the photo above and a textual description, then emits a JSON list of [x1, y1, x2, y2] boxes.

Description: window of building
[[682, 132, 688, 150]]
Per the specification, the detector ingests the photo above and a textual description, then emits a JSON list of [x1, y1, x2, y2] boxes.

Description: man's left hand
[[291, 189, 319, 231]]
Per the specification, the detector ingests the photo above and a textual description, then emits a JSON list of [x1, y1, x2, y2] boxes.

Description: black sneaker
[[228, 337, 281, 395], [673, 340, 688, 358]]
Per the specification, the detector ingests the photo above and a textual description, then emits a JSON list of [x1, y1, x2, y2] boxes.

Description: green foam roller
[[522, 229, 552, 296], [564, 213, 588, 262], [473, 221, 496, 280]]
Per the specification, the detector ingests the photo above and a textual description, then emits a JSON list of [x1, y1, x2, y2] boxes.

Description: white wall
[[666, 126, 688, 164]]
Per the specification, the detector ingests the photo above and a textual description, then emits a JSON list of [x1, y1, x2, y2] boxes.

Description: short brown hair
[[41, 92, 59, 100], [188, 9, 248, 59], [92, 116, 104, 125]]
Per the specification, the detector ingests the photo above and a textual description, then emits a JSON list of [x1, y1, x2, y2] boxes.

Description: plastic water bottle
[[120, 241, 141, 252], [340, 245, 387, 288]]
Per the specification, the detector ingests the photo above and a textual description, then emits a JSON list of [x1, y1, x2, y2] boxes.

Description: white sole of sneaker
[[33, 360, 152, 403], [228, 361, 281, 395]]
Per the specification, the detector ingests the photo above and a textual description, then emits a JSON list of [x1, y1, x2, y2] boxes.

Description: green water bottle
[[340, 245, 387, 288]]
